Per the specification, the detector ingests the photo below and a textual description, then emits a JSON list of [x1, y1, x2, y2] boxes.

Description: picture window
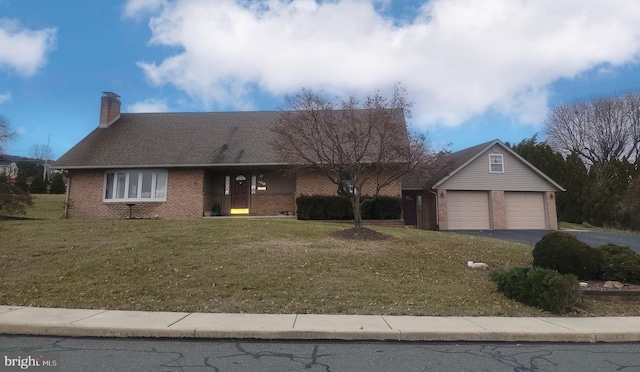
[[104, 170, 167, 201]]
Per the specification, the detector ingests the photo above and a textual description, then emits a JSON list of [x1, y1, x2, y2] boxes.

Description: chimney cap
[[102, 92, 120, 99]]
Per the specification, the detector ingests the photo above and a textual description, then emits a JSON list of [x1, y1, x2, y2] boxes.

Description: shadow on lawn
[[0, 215, 42, 221]]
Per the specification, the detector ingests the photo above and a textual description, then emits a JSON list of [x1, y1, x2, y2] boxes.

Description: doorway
[[230, 174, 249, 214]]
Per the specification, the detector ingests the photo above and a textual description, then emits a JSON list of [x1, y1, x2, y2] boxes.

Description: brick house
[[54, 93, 403, 219], [402, 140, 564, 230]]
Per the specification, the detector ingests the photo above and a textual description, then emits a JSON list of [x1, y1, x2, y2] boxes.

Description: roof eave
[[52, 162, 291, 170]]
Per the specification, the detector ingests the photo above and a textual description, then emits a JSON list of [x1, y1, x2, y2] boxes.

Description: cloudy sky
[[2, 0, 640, 158]]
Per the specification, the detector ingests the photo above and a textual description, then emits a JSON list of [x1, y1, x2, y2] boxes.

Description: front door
[[402, 191, 417, 226], [231, 174, 249, 214]]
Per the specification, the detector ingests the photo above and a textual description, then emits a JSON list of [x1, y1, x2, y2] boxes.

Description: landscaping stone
[[604, 281, 625, 289]]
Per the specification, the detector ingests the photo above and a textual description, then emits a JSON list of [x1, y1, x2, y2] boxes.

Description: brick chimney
[[99, 92, 121, 128]]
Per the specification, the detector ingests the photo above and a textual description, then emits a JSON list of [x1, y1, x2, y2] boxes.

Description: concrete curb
[[1, 306, 640, 343]]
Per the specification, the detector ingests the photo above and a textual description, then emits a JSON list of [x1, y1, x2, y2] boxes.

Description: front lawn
[[1, 195, 637, 316]]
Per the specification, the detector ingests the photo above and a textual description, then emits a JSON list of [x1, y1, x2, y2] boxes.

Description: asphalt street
[[450, 230, 640, 253], [2, 336, 640, 372]]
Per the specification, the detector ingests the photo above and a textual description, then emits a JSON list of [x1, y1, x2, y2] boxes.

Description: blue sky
[[1, 0, 640, 159]]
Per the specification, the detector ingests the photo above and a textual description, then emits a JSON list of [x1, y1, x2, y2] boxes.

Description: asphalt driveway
[[450, 229, 640, 254]]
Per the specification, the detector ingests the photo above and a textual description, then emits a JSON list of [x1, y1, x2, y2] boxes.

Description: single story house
[[402, 140, 565, 230], [54, 92, 403, 219]]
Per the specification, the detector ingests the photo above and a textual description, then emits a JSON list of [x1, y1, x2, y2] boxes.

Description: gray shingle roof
[[55, 111, 285, 168], [402, 140, 497, 190]]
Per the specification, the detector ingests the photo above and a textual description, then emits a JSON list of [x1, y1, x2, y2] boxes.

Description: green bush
[[49, 173, 66, 194], [361, 196, 402, 219], [296, 195, 352, 220], [296, 195, 401, 220], [597, 244, 640, 284], [490, 267, 580, 314], [532, 232, 599, 280]]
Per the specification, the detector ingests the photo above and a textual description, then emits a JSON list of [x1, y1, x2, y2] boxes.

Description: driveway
[[450, 229, 640, 254]]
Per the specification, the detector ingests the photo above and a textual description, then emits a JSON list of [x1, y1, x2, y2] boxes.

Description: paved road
[[2, 335, 640, 371], [450, 230, 640, 253]]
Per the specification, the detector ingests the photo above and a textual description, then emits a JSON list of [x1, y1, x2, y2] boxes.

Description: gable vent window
[[104, 170, 167, 201], [489, 154, 504, 173]]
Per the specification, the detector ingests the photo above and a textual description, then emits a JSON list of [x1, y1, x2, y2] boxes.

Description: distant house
[[54, 93, 404, 219], [0, 161, 18, 183], [402, 140, 564, 230]]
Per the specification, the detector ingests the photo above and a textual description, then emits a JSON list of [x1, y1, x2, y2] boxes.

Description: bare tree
[[272, 85, 435, 229], [545, 93, 640, 165], [0, 114, 15, 154], [0, 116, 32, 217], [29, 144, 54, 161]]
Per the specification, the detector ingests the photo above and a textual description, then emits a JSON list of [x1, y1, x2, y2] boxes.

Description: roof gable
[[403, 139, 564, 191], [433, 140, 564, 191]]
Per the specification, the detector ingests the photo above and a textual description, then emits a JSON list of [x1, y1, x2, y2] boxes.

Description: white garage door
[[447, 191, 490, 230], [505, 192, 546, 229]]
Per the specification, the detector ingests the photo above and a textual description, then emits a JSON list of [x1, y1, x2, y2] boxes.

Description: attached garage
[[446, 191, 490, 230], [407, 139, 565, 231], [505, 192, 546, 229]]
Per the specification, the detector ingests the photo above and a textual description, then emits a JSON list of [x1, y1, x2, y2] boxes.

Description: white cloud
[[0, 91, 10, 104], [0, 18, 56, 77], [126, 99, 170, 113], [15, 126, 26, 135], [124, 0, 167, 19], [128, 0, 640, 128]]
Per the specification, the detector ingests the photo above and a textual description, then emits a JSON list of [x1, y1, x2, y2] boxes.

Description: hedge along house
[[54, 92, 403, 219], [402, 139, 564, 230]]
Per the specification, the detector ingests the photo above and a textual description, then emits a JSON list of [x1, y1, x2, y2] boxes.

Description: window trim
[[489, 154, 504, 173], [103, 169, 168, 202]]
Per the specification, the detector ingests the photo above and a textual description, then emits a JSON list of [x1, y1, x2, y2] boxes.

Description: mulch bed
[[331, 227, 390, 241], [581, 281, 640, 303], [581, 280, 640, 291]]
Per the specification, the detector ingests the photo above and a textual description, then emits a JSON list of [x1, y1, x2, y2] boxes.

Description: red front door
[[231, 174, 249, 212]]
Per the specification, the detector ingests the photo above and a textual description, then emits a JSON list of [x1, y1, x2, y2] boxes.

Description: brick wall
[[546, 191, 559, 230], [67, 168, 204, 219], [251, 194, 296, 215], [490, 190, 506, 229], [436, 189, 448, 230]]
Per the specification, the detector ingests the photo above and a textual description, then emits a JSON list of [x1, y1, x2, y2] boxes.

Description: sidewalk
[[1, 306, 640, 343]]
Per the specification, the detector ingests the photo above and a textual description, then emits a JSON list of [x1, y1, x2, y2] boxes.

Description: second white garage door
[[447, 191, 490, 230], [505, 192, 546, 229]]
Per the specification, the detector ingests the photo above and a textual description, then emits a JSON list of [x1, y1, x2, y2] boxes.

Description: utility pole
[[42, 134, 50, 181]]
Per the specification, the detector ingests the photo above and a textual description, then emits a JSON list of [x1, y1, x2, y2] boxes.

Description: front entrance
[[230, 174, 249, 214]]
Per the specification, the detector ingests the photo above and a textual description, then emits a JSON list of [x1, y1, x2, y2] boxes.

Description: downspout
[[428, 188, 438, 230], [63, 170, 70, 219]]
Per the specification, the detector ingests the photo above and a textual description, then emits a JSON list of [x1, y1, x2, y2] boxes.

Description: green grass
[[0, 195, 637, 316]]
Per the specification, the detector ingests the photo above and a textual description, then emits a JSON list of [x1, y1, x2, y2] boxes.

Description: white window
[[489, 154, 504, 173], [104, 170, 167, 201]]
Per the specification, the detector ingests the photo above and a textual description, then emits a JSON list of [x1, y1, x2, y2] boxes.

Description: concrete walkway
[[2, 306, 640, 343]]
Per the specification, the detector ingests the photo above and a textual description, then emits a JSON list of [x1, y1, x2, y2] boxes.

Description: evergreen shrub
[[361, 196, 402, 219], [532, 232, 599, 280], [49, 173, 66, 194], [296, 195, 402, 220], [296, 195, 352, 220], [490, 267, 580, 314], [597, 244, 640, 284]]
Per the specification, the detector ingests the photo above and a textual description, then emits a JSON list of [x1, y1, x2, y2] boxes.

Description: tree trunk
[[351, 194, 363, 229]]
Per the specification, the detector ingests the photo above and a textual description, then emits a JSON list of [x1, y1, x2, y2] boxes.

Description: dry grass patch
[[0, 194, 638, 316]]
